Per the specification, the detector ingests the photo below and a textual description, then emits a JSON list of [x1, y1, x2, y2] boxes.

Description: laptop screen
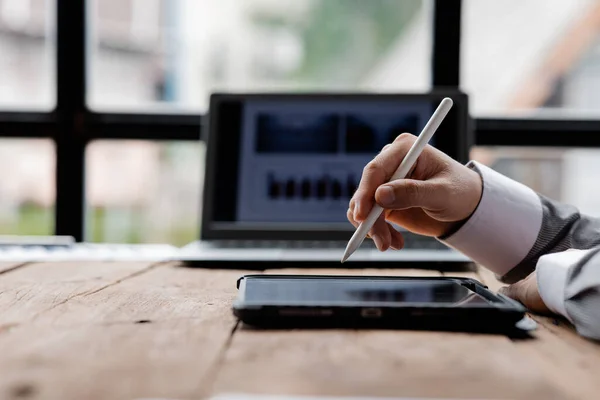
[[203, 93, 469, 240]]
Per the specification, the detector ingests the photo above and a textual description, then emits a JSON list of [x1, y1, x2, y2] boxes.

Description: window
[[463, 0, 600, 117], [0, 139, 54, 235], [471, 147, 600, 217], [0, 0, 55, 109], [0, 1, 597, 243], [464, 0, 600, 207], [86, 140, 203, 245], [89, 0, 431, 112]]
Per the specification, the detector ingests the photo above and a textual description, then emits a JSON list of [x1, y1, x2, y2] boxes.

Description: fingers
[[388, 224, 404, 250], [375, 178, 445, 211], [349, 197, 360, 223], [369, 212, 391, 251], [347, 207, 358, 228], [498, 272, 550, 314], [499, 282, 529, 310], [346, 208, 404, 251], [498, 285, 519, 300], [380, 144, 392, 153], [352, 133, 416, 221]]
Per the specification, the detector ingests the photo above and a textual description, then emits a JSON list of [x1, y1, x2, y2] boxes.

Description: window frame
[[1, 0, 597, 241]]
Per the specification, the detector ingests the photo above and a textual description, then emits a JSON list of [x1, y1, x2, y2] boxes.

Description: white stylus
[[341, 97, 453, 263]]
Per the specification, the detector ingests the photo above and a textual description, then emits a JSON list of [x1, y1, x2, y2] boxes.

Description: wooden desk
[[0, 261, 599, 400]]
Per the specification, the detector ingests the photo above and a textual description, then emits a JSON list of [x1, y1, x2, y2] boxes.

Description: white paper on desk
[[137, 395, 488, 400], [210, 394, 485, 400], [0, 243, 179, 262]]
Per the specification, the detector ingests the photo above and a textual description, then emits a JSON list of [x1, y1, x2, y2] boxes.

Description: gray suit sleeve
[[501, 195, 600, 283], [501, 195, 600, 340]]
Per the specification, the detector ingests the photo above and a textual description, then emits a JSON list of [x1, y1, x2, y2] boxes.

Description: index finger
[[352, 133, 416, 221]]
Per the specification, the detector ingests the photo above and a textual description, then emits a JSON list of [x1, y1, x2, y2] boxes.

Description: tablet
[[233, 275, 531, 334]]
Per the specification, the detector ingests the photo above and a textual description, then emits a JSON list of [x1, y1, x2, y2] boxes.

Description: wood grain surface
[[211, 268, 568, 400], [448, 268, 600, 400], [0, 261, 156, 326], [0, 262, 27, 275], [1, 262, 599, 400], [0, 262, 246, 400]]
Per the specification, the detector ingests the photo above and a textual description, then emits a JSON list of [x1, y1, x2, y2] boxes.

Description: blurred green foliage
[[2, 2, 422, 245], [252, 0, 422, 85], [0, 204, 53, 236], [1, 205, 197, 246]]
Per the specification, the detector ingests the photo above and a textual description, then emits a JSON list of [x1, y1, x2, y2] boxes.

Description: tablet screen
[[242, 277, 499, 307]]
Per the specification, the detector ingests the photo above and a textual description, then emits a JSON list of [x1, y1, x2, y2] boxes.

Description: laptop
[[179, 92, 473, 269]]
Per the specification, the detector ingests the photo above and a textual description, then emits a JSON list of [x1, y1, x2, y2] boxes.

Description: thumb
[[375, 179, 442, 210], [499, 284, 522, 302]]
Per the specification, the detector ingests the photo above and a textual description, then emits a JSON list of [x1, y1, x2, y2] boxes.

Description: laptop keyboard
[[0, 243, 178, 262], [212, 235, 449, 251]]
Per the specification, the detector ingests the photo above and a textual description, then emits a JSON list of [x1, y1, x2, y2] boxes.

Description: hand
[[347, 133, 483, 251], [499, 272, 550, 314]]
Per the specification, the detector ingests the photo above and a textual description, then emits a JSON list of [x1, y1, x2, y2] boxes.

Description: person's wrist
[[465, 167, 484, 218], [437, 168, 483, 239], [437, 220, 466, 239]]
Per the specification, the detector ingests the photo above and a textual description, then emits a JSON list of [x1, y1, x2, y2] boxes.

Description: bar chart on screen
[[266, 172, 358, 201]]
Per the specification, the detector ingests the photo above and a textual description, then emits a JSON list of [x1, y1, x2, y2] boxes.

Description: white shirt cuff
[[536, 249, 593, 322], [441, 161, 543, 276]]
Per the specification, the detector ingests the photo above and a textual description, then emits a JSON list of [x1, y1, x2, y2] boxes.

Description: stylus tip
[[341, 251, 350, 263]]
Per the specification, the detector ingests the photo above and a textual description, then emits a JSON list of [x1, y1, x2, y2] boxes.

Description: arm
[[347, 136, 600, 339], [443, 162, 600, 340], [441, 161, 600, 282], [500, 248, 600, 340], [538, 247, 600, 340], [507, 194, 600, 281]]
